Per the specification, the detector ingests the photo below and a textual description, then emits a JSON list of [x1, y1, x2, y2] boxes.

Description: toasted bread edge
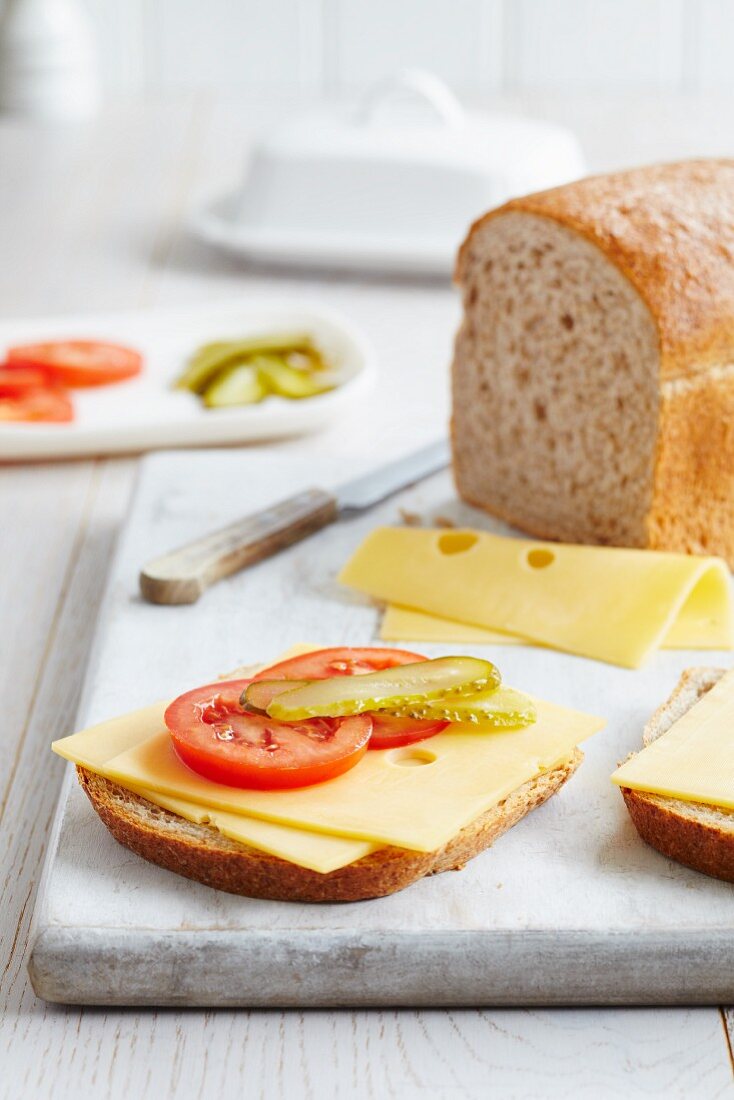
[[618, 666, 734, 883], [77, 749, 582, 903]]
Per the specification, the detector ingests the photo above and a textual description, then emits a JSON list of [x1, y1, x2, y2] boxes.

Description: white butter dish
[[192, 70, 586, 277]]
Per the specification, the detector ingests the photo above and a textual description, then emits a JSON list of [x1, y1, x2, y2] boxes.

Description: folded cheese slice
[[340, 528, 734, 668], [382, 605, 526, 645], [380, 603, 726, 650], [54, 702, 378, 874], [612, 668, 734, 808], [54, 695, 603, 854]]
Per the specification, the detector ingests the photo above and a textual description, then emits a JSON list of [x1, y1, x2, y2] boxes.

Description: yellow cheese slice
[[382, 605, 526, 645], [54, 702, 378, 874], [128, 786, 378, 874], [611, 668, 734, 808], [381, 603, 724, 650], [55, 699, 603, 853], [340, 527, 734, 668]]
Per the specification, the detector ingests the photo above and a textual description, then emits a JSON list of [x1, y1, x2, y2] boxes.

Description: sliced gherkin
[[175, 333, 316, 394], [255, 355, 335, 399], [202, 363, 267, 407], [386, 686, 537, 727], [242, 678, 309, 712], [265, 657, 500, 720]]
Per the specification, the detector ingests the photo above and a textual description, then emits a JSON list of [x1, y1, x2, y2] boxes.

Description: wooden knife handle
[[139, 488, 338, 605]]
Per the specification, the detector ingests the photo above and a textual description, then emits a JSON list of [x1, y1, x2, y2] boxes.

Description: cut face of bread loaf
[[453, 159, 734, 563]]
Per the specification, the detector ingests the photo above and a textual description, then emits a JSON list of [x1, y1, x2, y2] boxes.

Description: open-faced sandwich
[[53, 645, 603, 902], [613, 666, 734, 882]]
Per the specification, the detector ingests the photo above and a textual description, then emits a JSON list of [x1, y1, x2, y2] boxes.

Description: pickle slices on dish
[[202, 363, 267, 408], [175, 333, 317, 394], [175, 333, 339, 409], [255, 657, 501, 720], [386, 686, 537, 727]]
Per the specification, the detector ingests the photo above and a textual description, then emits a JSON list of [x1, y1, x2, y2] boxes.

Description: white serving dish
[[0, 300, 374, 460], [192, 70, 586, 277]]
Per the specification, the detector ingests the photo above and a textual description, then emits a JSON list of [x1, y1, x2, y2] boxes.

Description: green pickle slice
[[175, 333, 316, 394], [242, 678, 309, 712], [264, 657, 500, 720], [386, 686, 537, 727], [203, 363, 267, 407], [255, 356, 334, 399]]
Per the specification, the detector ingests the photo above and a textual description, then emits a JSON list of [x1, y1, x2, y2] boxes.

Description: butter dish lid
[[193, 70, 586, 276]]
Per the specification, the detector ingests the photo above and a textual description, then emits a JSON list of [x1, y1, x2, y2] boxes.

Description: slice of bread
[[619, 667, 734, 882], [76, 749, 582, 903]]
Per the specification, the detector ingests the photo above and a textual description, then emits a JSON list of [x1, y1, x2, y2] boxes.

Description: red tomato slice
[[254, 646, 448, 750], [8, 340, 143, 388], [0, 387, 74, 423], [366, 715, 448, 749], [254, 646, 427, 681], [0, 365, 54, 395], [164, 679, 372, 790]]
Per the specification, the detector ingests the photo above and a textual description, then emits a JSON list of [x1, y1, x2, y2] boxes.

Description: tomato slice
[[0, 365, 54, 395], [0, 387, 74, 423], [253, 646, 427, 681], [7, 340, 143, 388], [164, 679, 372, 790], [366, 714, 448, 749], [254, 646, 448, 750]]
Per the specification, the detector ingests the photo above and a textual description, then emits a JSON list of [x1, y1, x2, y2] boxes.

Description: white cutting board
[[0, 300, 373, 459], [29, 449, 734, 1006]]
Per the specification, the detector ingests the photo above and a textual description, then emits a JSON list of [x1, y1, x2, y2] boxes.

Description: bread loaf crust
[[458, 159, 734, 382], [453, 160, 734, 562]]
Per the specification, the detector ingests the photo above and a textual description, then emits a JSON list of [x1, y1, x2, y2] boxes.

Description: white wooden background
[[29, 0, 734, 98], [2, 94, 734, 1096]]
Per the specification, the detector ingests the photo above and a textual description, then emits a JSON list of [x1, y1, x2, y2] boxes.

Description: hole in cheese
[[387, 747, 438, 768], [526, 547, 555, 569], [438, 531, 478, 555]]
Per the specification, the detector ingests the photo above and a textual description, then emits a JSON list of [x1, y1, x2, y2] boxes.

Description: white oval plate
[[0, 300, 375, 460], [191, 194, 457, 278]]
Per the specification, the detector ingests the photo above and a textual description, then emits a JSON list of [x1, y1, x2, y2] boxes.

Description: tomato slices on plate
[[165, 679, 372, 790], [7, 339, 143, 388], [0, 366, 53, 395], [252, 646, 449, 751], [0, 386, 74, 423]]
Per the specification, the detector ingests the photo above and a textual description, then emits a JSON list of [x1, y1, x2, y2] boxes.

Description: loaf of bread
[[452, 159, 734, 564]]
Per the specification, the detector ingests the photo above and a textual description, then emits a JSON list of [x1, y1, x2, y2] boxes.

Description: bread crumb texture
[[453, 160, 734, 562]]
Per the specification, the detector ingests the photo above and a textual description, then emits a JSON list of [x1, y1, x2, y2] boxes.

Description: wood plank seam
[[720, 1008, 734, 1076], [0, 462, 100, 826]]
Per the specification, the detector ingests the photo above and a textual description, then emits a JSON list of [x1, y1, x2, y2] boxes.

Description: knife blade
[[139, 440, 450, 605]]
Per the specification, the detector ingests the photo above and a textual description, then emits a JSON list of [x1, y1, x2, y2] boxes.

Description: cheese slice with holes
[[54, 696, 603, 854], [612, 668, 734, 808], [54, 702, 378, 874], [339, 528, 734, 668], [382, 605, 526, 645], [380, 604, 722, 650]]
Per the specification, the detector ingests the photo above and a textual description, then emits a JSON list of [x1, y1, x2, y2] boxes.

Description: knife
[[139, 440, 450, 605]]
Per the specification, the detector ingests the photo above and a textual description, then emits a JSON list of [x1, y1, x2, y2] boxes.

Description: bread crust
[[77, 751, 582, 903], [647, 370, 734, 561], [456, 159, 734, 383], [618, 666, 734, 883], [621, 787, 734, 883]]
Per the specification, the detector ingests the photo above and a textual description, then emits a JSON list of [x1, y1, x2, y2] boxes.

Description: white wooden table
[[2, 94, 734, 1098]]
